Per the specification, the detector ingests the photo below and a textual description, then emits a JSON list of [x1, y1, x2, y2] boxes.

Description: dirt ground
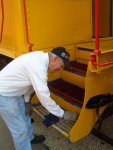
[[32, 112, 113, 150]]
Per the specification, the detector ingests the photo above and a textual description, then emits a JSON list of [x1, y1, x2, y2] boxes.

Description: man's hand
[[25, 102, 33, 116], [43, 113, 59, 128], [63, 111, 78, 121]]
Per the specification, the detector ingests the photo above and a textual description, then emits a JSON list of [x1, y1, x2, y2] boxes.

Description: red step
[[64, 61, 87, 75], [48, 79, 85, 107]]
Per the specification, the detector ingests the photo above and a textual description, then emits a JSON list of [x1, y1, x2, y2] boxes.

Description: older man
[[0, 47, 75, 150]]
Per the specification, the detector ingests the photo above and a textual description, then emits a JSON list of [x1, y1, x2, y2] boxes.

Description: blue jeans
[[0, 95, 34, 150]]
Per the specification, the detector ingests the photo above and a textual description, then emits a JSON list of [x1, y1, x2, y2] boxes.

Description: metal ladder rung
[[55, 122, 70, 133], [38, 109, 48, 116], [61, 119, 74, 128], [58, 120, 73, 130]]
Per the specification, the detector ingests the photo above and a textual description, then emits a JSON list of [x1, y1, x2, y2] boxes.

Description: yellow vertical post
[[13, 0, 28, 57]]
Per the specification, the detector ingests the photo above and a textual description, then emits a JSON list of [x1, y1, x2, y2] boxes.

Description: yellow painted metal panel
[[14, 0, 29, 57], [0, 0, 92, 57], [76, 59, 89, 65], [26, 0, 92, 50], [0, 48, 15, 58], [48, 72, 60, 82], [0, 0, 16, 57], [69, 62, 113, 142], [0, 0, 29, 58], [76, 50, 91, 62], [61, 70, 85, 89]]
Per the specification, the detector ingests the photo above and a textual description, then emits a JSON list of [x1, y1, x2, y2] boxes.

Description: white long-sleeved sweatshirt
[[0, 51, 64, 117]]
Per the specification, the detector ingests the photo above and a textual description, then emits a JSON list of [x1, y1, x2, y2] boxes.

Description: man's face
[[49, 56, 64, 73]]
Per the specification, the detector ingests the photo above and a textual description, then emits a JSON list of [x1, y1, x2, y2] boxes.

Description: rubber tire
[[0, 115, 15, 150]]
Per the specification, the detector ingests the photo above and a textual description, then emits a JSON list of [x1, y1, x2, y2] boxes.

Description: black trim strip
[[78, 47, 93, 52], [64, 68, 86, 77]]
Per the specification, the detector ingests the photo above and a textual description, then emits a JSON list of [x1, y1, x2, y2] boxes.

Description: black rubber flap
[[86, 94, 113, 109]]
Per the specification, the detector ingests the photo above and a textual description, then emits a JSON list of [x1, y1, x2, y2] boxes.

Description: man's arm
[[24, 87, 34, 102], [24, 87, 34, 116], [27, 66, 64, 118]]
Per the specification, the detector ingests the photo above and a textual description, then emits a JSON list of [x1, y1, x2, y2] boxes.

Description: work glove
[[25, 102, 33, 116], [63, 111, 78, 122], [43, 113, 59, 128]]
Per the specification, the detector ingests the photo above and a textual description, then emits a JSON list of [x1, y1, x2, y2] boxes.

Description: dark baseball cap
[[51, 47, 71, 67]]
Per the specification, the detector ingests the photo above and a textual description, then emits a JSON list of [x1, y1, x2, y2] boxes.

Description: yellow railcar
[[0, 0, 113, 143]]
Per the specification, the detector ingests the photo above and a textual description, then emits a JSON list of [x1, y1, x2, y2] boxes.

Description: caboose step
[[61, 61, 87, 88], [48, 78, 85, 107], [64, 61, 87, 75], [76, 39, 113, 64]]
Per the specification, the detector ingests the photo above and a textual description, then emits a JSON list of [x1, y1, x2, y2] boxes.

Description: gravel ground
[[32, 112, 113, 150]]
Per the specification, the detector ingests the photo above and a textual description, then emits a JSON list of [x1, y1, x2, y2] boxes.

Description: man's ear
[[53, 56, 58, 62]]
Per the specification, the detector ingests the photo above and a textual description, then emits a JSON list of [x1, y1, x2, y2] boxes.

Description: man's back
[[0, 51, 49, 99]]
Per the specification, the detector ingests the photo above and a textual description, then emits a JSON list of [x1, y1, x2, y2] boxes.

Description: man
[[0, 47, 76, 150]]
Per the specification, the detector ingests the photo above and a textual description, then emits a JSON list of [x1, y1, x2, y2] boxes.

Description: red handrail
[[90, 0, 113, 66], [23, 0, 33, 52], [0, 0, 4, 43], [94, 0, 100, 54], [90, 55, 113, 66]]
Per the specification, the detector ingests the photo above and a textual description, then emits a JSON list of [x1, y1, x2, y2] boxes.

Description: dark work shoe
[[31, 135, 46, 144], [31, 118, 35, 124]]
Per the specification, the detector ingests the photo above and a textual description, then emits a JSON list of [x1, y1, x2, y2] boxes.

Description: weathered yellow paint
[[48, 72, 61, 82], [0, 0, 28, 57], [76, 48, 92, 64], [26, 0, 92, 49], [0, 0, 16, 57], [61, 70, 85, 89], [0, 48, 15, 58], [69, 61, 113, 142], [0, 0, 92, 57], [13, 0, 29, 57]]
